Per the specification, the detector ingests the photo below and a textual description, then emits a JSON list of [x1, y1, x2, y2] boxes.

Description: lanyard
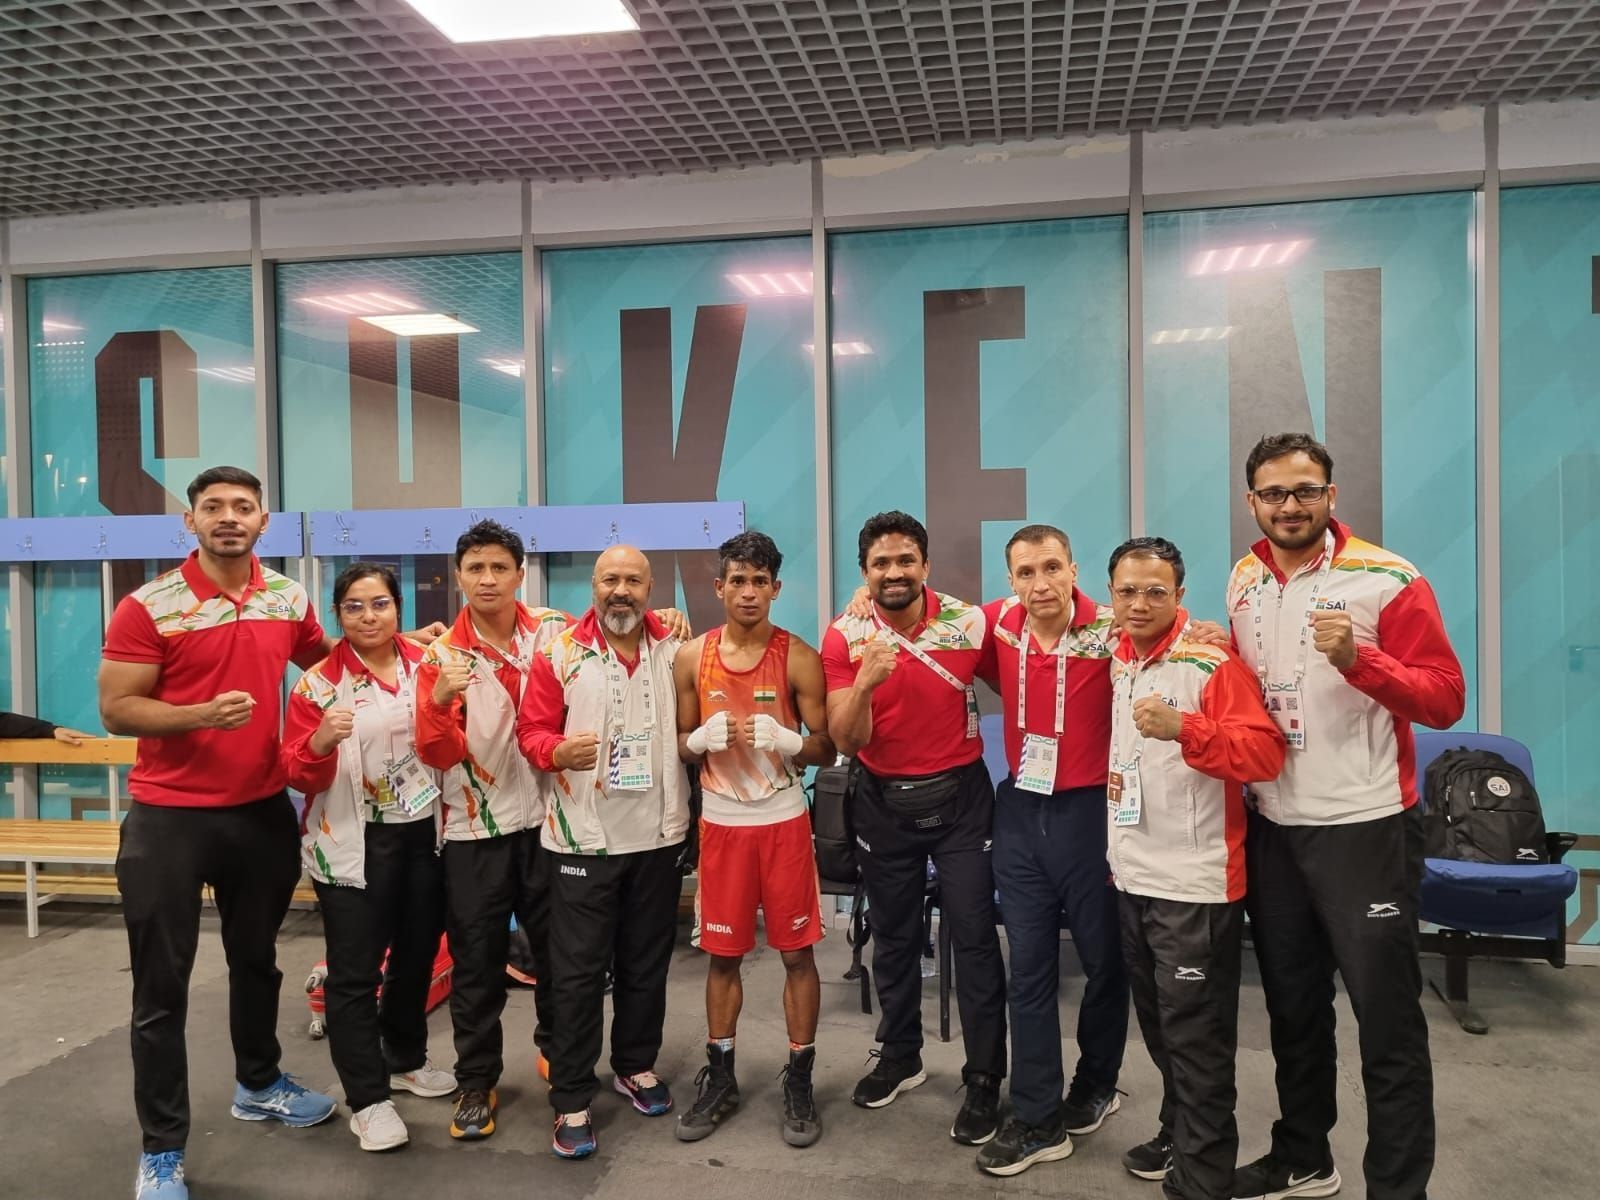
[[1251, 528, 1335, 693], [871, 609, 967, 694], [1110, 620, 1191, 766], [602, 634, 655, 735], [472, 620, 533, 676], [1016, 621, 1068, 737], [347, 651, 418, 767]]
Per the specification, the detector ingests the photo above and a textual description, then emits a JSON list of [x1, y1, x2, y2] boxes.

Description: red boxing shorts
[[694, 811, 825, 957]]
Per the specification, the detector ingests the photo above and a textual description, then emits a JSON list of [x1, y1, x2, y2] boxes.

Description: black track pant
[[441, 828, 552, 1092], [116, 794, 301, 1153], [853, 757, 1007, 1079], [1245, 807, 1433, 1200], [545, 843, 682, 1114], [313, 818, 445, 1110], [1120, 893, 1243, 1200]]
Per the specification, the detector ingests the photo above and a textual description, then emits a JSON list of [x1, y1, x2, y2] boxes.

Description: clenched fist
[[1310, 609, 1357, 670], [432, 657, 474, 706], [856, 637, 899, 691], [309, 706, 355, 757], [555, 731, 601, 772], [201, 690, 256, 731], [1131, 694, 1184, 742], [686, 711, 732, 757]]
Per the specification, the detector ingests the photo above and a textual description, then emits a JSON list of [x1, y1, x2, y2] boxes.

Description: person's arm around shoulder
[[1178, 652, 1287, 784], [786, 637, 837, 768], [99, 597, 253, 737], [675, 637, 709, 764]]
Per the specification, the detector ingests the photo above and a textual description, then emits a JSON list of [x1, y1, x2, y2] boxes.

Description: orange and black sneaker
[[450, 1088, 497, 1140]]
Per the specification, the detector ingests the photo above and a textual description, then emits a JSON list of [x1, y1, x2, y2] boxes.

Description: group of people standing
[[98, 428, 1462, 1200]]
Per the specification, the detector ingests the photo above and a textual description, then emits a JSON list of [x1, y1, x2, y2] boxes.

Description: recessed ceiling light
[[402, 0, 638, 43], [360, 313, 480, 337], [297, 291, 419, 316]]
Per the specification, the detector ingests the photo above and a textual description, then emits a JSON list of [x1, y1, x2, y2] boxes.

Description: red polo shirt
[[980, 589, 1115, 792], [821, 587, 993, 777], [102, 552, 326, 807]]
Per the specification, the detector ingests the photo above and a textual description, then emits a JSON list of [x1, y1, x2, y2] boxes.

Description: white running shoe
[[350, 1100, 410, 1152], [390, 1060, 457, 1099]]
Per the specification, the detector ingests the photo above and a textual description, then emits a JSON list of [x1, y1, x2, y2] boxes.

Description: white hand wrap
[[751, 712, 804, 757], [686, 710, 732, 756]]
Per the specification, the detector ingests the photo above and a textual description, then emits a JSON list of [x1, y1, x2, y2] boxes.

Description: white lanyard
[[1016, 621, 1068, 737], [602, 634, 655, 735], [871, 610, 967, 694], [1110, 621, 1190, 765], [472, 619, 533, 676], [349, 650, 417, 766], [1251, 529, 1335, 693]]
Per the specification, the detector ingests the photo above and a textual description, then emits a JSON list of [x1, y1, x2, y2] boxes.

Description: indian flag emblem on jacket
[[754, 685, 779, 704]]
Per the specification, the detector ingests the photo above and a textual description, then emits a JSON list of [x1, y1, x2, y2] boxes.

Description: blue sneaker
[[135, 1150, 188, 1198], [552, 1108, 597, 1159], [230, 1072, 337, 1127]]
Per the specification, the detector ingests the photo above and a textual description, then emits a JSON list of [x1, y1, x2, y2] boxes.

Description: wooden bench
[[1, 738, 315, 936]]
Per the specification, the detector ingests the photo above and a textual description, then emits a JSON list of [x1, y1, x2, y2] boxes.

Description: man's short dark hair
[[454, 519, 524, 568], [1245, 433, 1334, 489], [718, 530, 783, 580], [1108, 536, 1186, 589], [186, 466, 262, 508], [857, 511, 929, 569], [1004, 523, 1073, 567]]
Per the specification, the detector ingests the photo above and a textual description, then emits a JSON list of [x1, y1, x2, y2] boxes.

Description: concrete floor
[[0, 902, 1593, 1200]]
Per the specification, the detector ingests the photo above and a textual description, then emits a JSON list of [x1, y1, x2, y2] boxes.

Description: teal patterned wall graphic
[[1501, 182, 1600, 942], [543, 237, 818, 642], [1143, 192, 1478, 726], [828, 217, 1130, 612]]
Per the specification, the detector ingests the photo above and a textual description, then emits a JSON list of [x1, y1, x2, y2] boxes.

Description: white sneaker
[[389, 1060, 457, 1098], [350, 1100, 409, 1152]]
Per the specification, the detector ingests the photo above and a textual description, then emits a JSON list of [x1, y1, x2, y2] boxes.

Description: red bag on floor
[[306, 934, 454, 1040]]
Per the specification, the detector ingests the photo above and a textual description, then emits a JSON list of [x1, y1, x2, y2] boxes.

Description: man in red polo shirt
[[99, 467, 341, 1200], [823, 510, 1006, 1147], [973, 523, 1130, 1177]]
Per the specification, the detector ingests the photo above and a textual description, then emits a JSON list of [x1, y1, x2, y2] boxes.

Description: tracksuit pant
[[992, 778, 1128, 1124], [1120, 893, 1244, 1200], [441, 828, 552, 1093], [115, 793, 302, 1153], [1246, 807, 1433, 1200], [545, 842, 683, 1113], [853, 758, 1007, 1080], [312, 819, 445, 1111]]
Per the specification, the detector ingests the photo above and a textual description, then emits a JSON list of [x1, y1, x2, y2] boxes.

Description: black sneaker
[[976, 1115, 1074, 1177], [1232, 1153, 1342, 1199], [675, 1046, 740, 1143], [613, 1069, 673, 1116], [552, 1108, 596, 1159], [851, 1049, 927, 1109], [1061, 1082, 1122, 1135], [779, 1047, 821, 1148], [949, 1071, 1002, 1145], [1123, 1131, 1174, 1181], [448, 1088, 497, 1140]]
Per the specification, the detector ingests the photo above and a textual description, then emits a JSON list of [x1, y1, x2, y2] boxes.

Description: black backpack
[[811, 762, 857, 882], [1423, 748, 1548, 865]]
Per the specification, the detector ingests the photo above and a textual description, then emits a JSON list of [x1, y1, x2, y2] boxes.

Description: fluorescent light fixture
[[0, 316, 82, 334], [403, 0, 638, 43], [196, 366, 257, 383], [1189, 239, 1311, 276], [482, 357, 526, 377], [359, 313, 480, 337], [802, 340, 875, 357], [297, 291, 419, 316], [1149, 326, 1236, 345], [727, 270, 813, 298]]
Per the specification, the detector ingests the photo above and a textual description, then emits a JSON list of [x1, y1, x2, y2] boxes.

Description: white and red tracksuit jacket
[[1226, 519, 1466, 827], [1108, 613, 1286, 904]]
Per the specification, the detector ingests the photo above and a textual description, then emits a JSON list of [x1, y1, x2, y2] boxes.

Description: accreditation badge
[[383, 751, 441, 817], [1109, 761, 1143, 827], [1017, 733, 1059, 795], [612, 731, 655, 792], [1264, 680, 1306, 750]]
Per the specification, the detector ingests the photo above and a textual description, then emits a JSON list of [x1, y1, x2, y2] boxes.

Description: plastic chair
[[1414, 731, 1579, 1034]]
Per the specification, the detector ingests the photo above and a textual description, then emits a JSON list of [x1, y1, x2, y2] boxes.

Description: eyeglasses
[[1111, 585, 1174, 603], [338, 597, 395, 617], [1251, 484, 1331, 506]]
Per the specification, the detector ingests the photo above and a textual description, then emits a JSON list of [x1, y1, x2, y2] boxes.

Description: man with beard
[[99, 466, 340, 1199], [1225, 433, 1463, 1200], [822, 511, 1008, 1147], [517, 545, 692, 1160]]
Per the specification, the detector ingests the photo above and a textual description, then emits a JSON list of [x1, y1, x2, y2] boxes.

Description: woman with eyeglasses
[[281, 562, 457, 1153]]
